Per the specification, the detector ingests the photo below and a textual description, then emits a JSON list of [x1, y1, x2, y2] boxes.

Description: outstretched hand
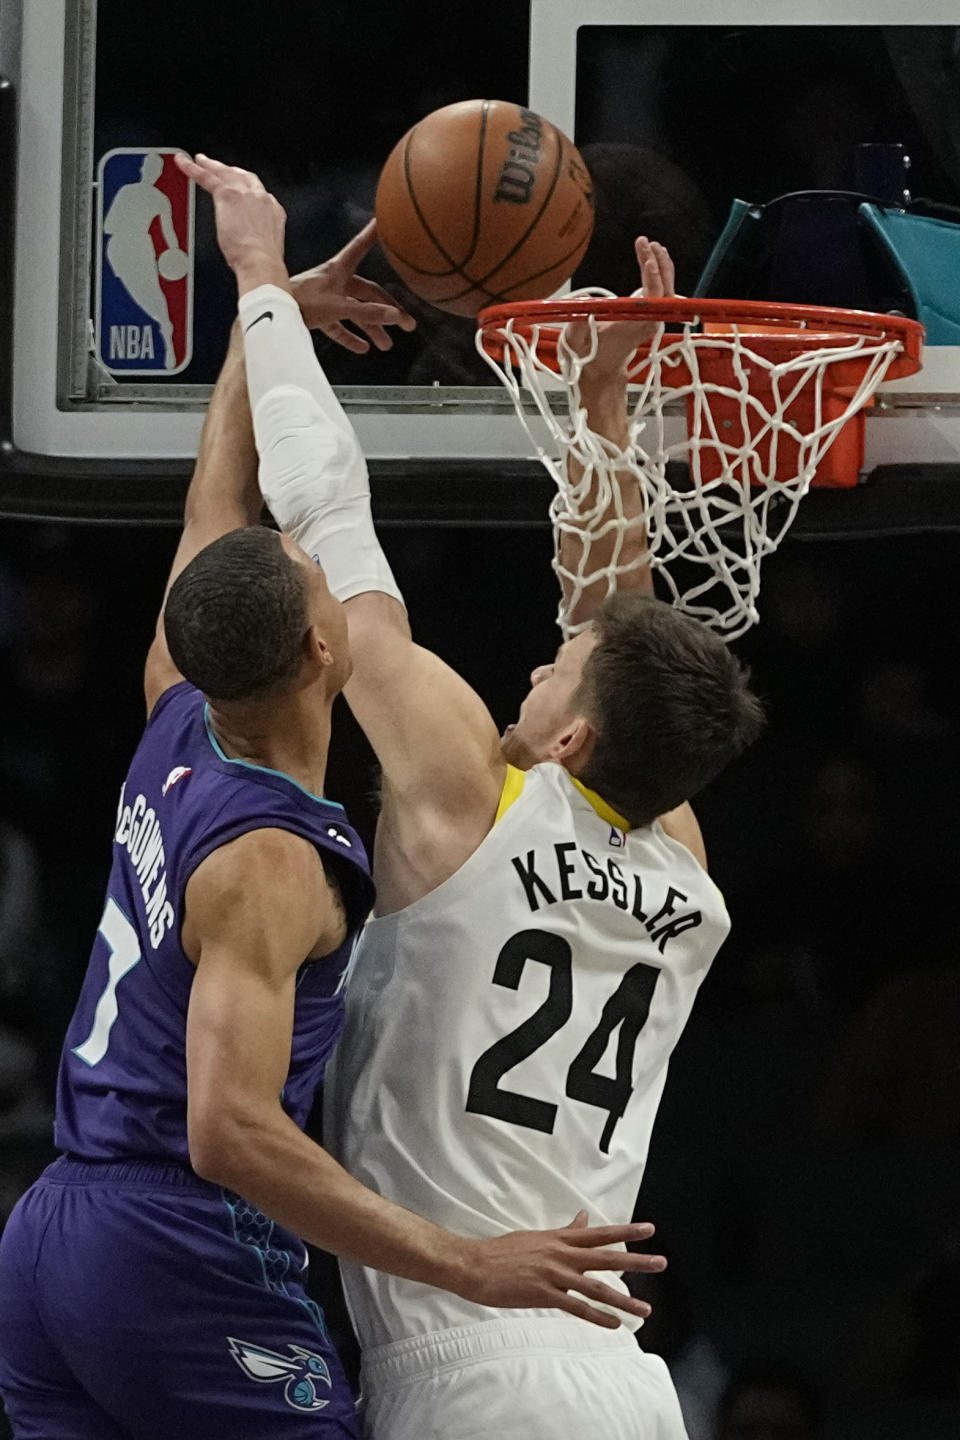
[[290, 220, 417, 355], [457, 1212, 665, 1329], [568, 236, 677, 382], [175, 153, 416, 353], [174, 153, 287, 286]]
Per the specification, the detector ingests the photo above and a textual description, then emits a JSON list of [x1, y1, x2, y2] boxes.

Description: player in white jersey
[[185, 156, 763, 1439], [321, 248, 761, 1440]]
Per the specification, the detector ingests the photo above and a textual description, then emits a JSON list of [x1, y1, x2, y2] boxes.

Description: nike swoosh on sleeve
[[244, 310, 274, 333]]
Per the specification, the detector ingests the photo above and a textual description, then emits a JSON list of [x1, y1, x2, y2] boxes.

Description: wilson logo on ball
[[494, 108, 545, 205], [375, 99, 595, 317]]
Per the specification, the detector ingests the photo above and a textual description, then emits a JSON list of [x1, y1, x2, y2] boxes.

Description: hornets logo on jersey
[[226, 1338, 332, 1411]]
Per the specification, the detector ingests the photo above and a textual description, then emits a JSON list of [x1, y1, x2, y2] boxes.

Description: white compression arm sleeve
[[238, 284, 404, 606]]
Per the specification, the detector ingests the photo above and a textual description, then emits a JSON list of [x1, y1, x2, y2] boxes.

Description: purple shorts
[[0, 1157, 359, 1438]]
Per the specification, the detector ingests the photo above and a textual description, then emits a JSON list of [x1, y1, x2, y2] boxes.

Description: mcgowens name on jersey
[[114, 783, 175, 949], [511, 842, 702, 953]]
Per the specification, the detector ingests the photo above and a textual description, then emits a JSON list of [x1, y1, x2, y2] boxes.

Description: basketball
[[375, 100, 594, 318], [157, 246, 189, 281]]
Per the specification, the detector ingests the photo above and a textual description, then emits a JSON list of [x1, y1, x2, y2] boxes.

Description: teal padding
[[693, 198, 756, 297], [860, 205, 960, 345]]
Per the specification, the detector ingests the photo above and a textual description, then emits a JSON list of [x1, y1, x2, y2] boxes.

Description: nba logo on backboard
[[95, 148, 194, 376]]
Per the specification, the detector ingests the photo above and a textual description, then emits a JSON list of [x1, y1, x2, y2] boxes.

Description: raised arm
[[143, 320, 261, 716], [182, 827, 664, 1327], [176, 156, 507, 905], [145, 156, 419, 719], [556, 237, 673, 633], [562, 239, 706, 865]]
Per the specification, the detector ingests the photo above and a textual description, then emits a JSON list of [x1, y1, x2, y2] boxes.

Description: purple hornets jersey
[[55, 681, 372, 1164]]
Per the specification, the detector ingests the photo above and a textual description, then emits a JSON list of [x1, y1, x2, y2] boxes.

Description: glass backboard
[[3, 0, 960, 501]]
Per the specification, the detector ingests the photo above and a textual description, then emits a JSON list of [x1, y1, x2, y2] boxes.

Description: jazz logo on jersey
[[226, 1338, 332, 1412], [95, 148, 194, 376]]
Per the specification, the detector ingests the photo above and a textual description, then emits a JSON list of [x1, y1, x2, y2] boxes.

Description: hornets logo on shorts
[[226, 1337, 332, 1411]]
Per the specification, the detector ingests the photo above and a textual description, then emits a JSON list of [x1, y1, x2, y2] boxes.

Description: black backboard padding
[[791, 465, 960, 539], [0, 457, 555, 527], [1, 456, 960, 533]]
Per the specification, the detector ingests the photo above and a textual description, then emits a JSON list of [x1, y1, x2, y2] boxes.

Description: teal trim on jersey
[[221, 1190, 293, 1299], [203, 705, 344, 810], [294, 1294, 328, 1338]]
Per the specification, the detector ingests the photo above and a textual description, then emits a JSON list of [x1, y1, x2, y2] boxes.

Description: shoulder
[[485, 763, 577, 836], [146, 678, 201, 726], [655, 803, 707, 871], [184, 828, 341, 965], [187, 829, 333, 927]]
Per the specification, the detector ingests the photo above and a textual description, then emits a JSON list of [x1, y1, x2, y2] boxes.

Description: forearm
[[578, 372, 631, 452], [558, 370, 652, 631], [240, 285, 352, 436], [239, 285, 403, 604], [184, 322, 260, 530], [145, 324, 263, 708], [197, 1103, 465, 1291]]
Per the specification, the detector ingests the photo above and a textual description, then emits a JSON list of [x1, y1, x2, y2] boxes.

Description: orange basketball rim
[[478, 296, 924, 489], [476, 295, 925, 639]]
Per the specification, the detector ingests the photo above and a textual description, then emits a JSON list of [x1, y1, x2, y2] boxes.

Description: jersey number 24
[[466, 928, 660, 1153]]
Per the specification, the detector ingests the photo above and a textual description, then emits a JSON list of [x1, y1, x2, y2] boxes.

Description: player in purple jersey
[[0, 164, 668, 1439]]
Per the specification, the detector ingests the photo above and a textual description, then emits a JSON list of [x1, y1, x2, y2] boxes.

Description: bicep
[[343, 591, 505, 815], [186, 936, 295, 1127], [183, 831, 336, 1143]]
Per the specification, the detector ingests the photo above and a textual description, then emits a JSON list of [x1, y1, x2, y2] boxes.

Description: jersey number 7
[[465, 928, 660, 1153], [72, 899, 142, 1067]]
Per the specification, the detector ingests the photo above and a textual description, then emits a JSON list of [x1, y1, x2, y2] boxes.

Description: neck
[[206, 685, 334, 798]]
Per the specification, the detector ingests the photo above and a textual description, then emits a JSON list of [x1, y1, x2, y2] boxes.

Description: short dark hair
[[164, 528, 308, 702], [576, 593, 764, 827]]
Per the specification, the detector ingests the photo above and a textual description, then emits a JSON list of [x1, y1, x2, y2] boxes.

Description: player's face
[[281, 537, 352, 692], [501, 627, 598, 769]]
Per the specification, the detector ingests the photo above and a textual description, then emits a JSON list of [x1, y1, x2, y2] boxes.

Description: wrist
[[428, 1230, 475, 1297], [233, 253, 291, 297], [579, 366, 630, 400]]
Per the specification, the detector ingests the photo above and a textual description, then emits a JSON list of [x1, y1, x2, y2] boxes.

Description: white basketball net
[[477, 292, 907, 640]]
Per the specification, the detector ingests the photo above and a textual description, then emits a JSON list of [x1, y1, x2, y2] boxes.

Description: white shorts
[[359, 1316, 689, 1440]]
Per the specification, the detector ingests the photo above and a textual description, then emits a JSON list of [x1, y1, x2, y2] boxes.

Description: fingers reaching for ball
[[174, 152, 287, 286], [566, 235, 677, 383], [179, 154, 415, 351], [632, 236, 676, 301], [289, 222, 417, 353]]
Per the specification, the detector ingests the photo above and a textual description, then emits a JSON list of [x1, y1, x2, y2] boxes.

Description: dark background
[[3, 4, 960, 1438], [2, 521, 959, 1440]]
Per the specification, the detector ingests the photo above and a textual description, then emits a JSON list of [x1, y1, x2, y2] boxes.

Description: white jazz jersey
[[325, 762, 730, 1350]]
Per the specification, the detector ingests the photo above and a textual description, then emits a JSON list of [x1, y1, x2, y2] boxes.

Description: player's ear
[[550, 716, 595, 767], [304, 625, 334, 670]]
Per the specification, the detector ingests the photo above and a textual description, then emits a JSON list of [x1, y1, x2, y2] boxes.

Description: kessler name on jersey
[[113, 781, 175, 949], [510, 841, 703, 953]]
